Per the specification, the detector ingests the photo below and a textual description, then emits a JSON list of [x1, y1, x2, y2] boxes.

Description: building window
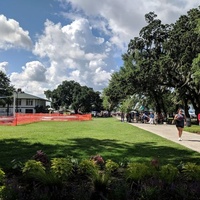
[[17, 99, 21, 106], [25, 109, 33, 113], [26, 99, 33, 106]]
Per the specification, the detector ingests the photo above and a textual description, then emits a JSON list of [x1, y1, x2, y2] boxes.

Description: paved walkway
[[126, 121, 200, 153]]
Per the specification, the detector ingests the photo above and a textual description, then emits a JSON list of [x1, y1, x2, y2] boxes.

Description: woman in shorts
[[174, 109, 186, 141]]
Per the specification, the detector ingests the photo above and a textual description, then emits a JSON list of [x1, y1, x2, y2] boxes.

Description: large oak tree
[[44, 80, 102, 114], [104, 7, 200, 117]]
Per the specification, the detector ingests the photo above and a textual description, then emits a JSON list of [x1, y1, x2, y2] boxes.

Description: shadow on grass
[[0, 137, 199, 170]]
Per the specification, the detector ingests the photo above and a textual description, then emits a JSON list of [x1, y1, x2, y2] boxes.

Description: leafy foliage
[[1, 153, 200, 199], [104, 7, 200, 116], [0, 169, 5, 184], [44, 80, 102, 113], [0, 71, 14, 115], [50, 158, 73, 180], [78, 159, 99, 176], [105, 159, 119, 173], [159, 164, 179, 183], [182, 162, 200, 181], [22, 160, 46, 177], [126, 162, 151, 181]]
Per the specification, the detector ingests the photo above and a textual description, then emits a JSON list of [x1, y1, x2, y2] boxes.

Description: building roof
[[15, 92, 50, 101]]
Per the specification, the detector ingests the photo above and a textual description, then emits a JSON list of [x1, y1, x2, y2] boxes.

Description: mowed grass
[[0, 117, 199, 170]]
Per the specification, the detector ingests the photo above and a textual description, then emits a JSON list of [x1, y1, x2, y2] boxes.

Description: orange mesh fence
[[0, 113, 92, 126], [0, 116, 14, 126]]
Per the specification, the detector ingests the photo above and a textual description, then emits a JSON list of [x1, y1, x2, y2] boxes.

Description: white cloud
[[10, 61, 47, 97], [61, 0, 200, 49], [32, 18, 118, 92], [0, 15, 32, 50], [0, 62, 8, 73]]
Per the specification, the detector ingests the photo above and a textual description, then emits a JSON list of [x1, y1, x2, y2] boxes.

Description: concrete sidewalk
[[128, 122, 200, 153]]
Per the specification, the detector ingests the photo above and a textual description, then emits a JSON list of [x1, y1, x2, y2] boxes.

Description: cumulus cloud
[[10, 61, 47, 97], [60, 0, 200, 48], [0, 15, 32, 50], [0, 62, 8, 73], [33, 18, 117, 92]]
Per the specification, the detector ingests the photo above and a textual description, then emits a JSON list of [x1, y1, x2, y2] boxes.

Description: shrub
[[105, 159, 119, 173], [78, 158, 111, 198], [159, 164, 179, 183], [22, 160, 45, 177], [78, 159, 99, 176], [126, 162, 151, 181], [50, 158, 73, 181], [182, 162, 200, 181], [91, 171, 110, 195]]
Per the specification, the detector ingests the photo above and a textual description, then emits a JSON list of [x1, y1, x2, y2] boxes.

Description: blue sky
[[0, 0, 199, 98]]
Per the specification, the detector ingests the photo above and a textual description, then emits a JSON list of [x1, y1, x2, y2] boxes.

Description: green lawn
[[0, 117, 199, 170], [185, 124, 200, 134]]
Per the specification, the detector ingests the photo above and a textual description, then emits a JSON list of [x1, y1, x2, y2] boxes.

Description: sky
[[0, 0, 199, 98]]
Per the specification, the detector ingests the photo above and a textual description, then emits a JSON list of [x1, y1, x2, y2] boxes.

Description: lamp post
[[13, 92, 16, 118], [13, 89, 21, 126], [0, 88, 7, 116]]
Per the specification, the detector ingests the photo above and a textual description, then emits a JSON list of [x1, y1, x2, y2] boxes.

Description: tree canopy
[[104, 7, 200, 116], [44, 80, 102, 114], [0, 71, 15, 115]]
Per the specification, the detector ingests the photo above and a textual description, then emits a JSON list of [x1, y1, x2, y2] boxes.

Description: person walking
[[173, 109, 186, 141], [149, 112, 154, 124]]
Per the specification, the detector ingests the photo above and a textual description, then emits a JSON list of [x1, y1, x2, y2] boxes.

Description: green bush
[[105, 159, 119, 173], [78, 158, 110, 197], [159, 164, 179, 183], [50, 158, 73, 180], [183, 162, 200, 181], [22, 160, 45, 177], [126, 162, 151, 181], [91, 171, 110, 194], [78, 159, 99, 176]]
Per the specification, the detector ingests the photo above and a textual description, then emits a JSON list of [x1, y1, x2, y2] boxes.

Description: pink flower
[[90, 155, 104, 165]]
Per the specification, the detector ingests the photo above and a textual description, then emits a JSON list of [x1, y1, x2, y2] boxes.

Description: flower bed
[[0, 151, 200, 199]]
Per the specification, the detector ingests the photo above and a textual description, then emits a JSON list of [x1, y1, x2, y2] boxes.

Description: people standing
[[149, 112, 154, 124], [173, 109, 186, 141]]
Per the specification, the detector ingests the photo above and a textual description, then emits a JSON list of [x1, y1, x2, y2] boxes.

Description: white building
[[0, 92, 49, 115]]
